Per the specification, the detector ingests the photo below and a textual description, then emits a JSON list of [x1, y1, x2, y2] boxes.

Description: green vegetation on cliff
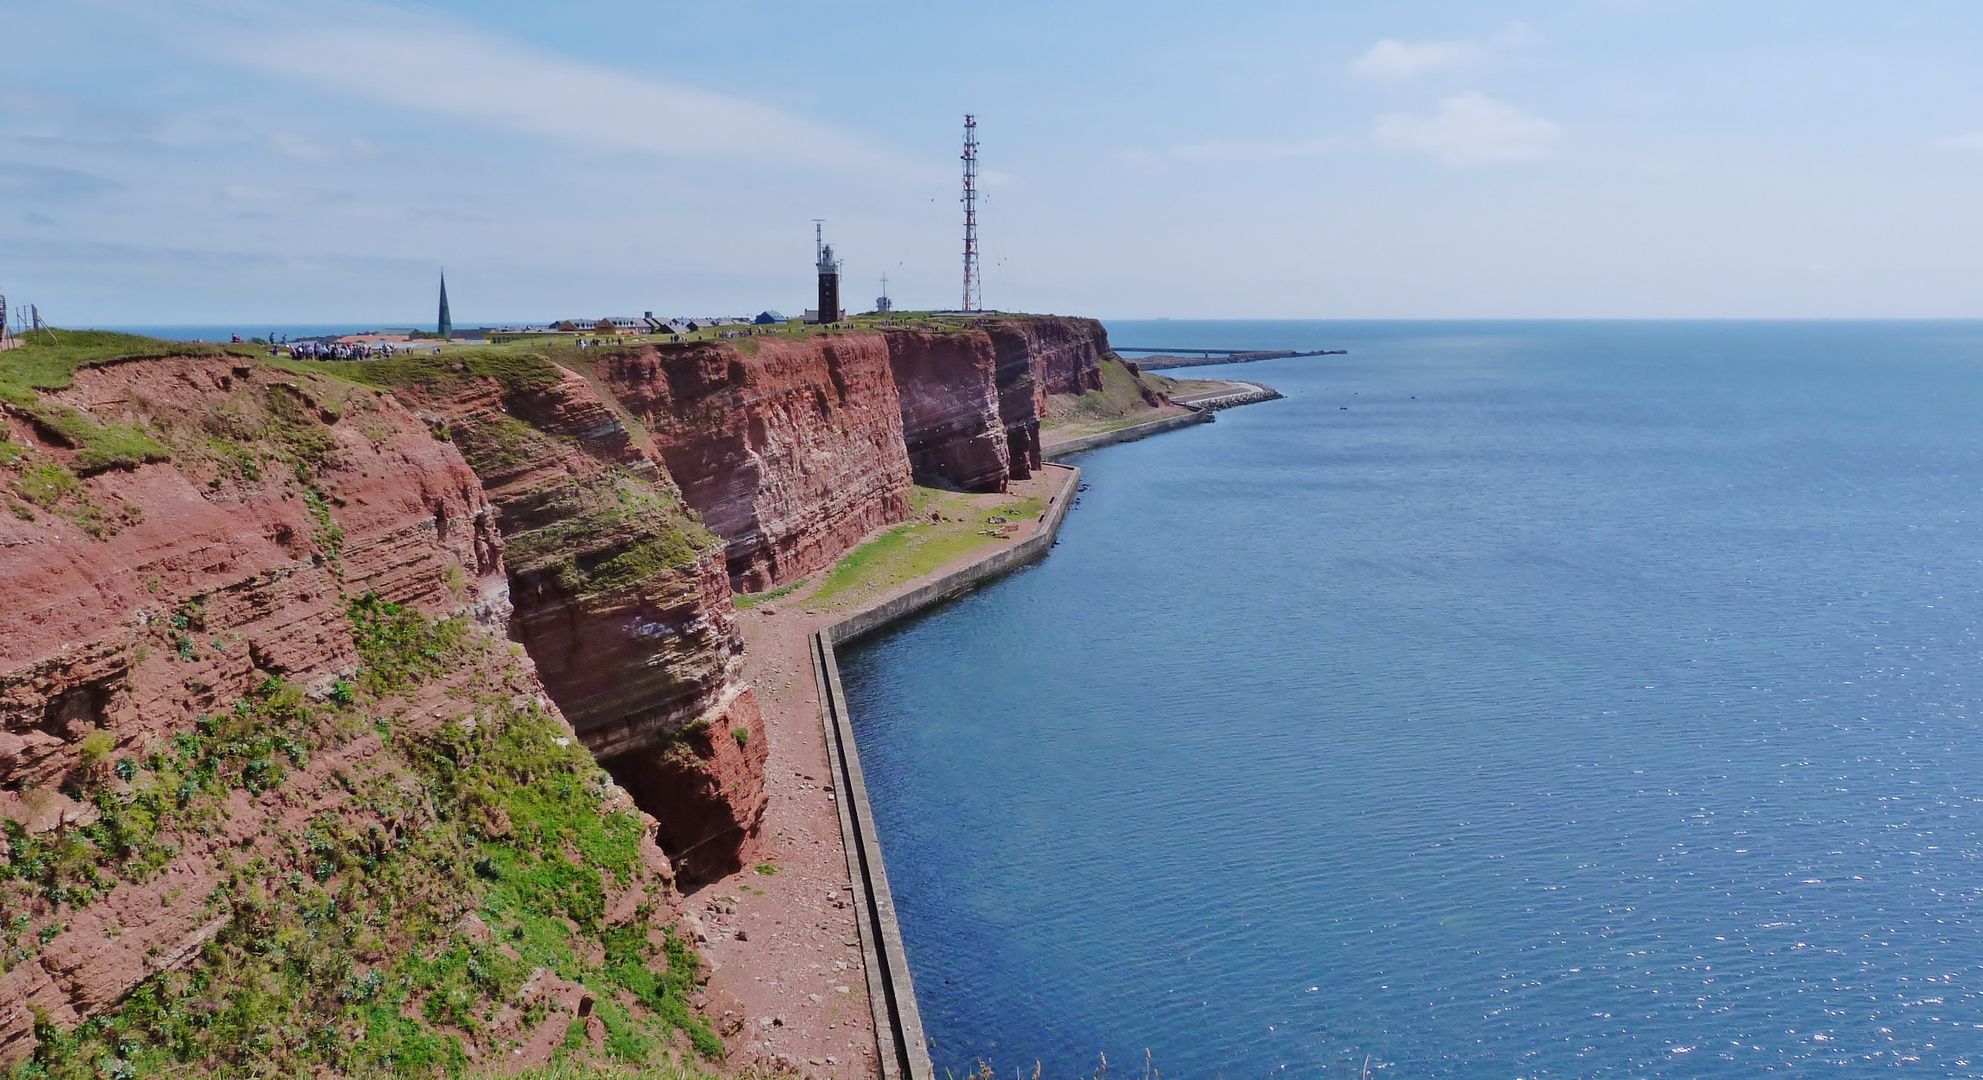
[[805, 486, 1046, 609], [0, 333, 238, 476], [285, 351, 566, 396], [0, 337, 400, 539], [0, 332, 269, 470], [1039, 356, 1181, 442], [299, 350, 724, 603], [6, 599, 721, 1080], [502, 474, 718, 600], [0, 332, 253, 398]]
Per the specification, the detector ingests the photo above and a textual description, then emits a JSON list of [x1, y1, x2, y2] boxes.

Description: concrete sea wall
[[807, 463, 1081, 1080], [1042, 408, 1212, 460]]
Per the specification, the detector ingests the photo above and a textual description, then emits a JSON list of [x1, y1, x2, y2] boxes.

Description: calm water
[[104, 324, 429, 342], [838, 322, 1983, 1079]]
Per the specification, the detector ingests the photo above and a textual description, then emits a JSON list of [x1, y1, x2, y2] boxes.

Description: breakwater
[[1128, 348, 1345, 370], [1042, 410, 1211, 460], [1170, 381, 1282, 411]]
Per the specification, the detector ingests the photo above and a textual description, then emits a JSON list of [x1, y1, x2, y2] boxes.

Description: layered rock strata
[[885, 330, 1010, 492], [369, 358, 768, 883], [0, 357, 698, 1070], [985, 316, 1110, 482], [586, 337, 913, 592]]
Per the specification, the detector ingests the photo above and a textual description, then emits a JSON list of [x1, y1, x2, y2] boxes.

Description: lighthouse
[[816, 243, 842, 324]]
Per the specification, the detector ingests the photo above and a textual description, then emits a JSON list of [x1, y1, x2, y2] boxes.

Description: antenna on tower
[[813, 219, 825, 265], [961, 114, 980, 313]]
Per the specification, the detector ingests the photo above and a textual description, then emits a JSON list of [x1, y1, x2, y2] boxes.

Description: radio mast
[[961, 114, 980, 313]]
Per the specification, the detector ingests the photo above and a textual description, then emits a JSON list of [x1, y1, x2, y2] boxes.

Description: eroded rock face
[[987, 315, 1111, 399], [885, 330, 1011, 493], [0, 360, 503, 778], [587, 337, 913, 591], [0, 358, 682, 1067], [985, 316, 1110, 481], [384, 362, 768, 882], [607, 683, 767, 884]]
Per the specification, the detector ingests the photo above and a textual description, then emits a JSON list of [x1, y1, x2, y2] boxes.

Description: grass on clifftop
[[804, 486, 1045, 609], [0, 331, 254, 400], [281, 351, 567, 394], [0, 331, 255, 475]]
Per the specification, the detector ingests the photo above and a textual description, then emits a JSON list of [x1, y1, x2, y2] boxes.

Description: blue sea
[[103, 324, 426, 342], [837, 321, 1983, 1079]]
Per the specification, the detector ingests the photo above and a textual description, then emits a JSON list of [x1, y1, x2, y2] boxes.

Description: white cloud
[[1350, 38, 1483, 83], [1935, 131, 1983, 150], [123, 0, 915, 175], [1372, 93, 1562, 167]]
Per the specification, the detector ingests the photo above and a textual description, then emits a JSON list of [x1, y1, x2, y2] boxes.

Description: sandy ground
[[693, 467, 1076, 1079]]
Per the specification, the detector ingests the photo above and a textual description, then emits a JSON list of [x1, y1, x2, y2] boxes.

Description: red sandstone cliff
[[985, 316, 1110, 480], [885, 330, 1011, 492], [0, 314, 1121, 1072], [370, 358, 768, 884], [0, 356, 697, 1070], [586, 337, 913, 591], [582, 319, 1109, 560]]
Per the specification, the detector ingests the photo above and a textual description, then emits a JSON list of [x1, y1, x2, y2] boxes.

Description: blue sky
[[6, 0, 1983, 323]]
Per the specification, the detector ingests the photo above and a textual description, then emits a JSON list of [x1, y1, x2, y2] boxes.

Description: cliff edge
[[0, 313, 1131, 1077], [0, 343, 720, 1074]]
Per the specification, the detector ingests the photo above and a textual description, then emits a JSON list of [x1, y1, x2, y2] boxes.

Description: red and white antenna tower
[[961, 114, 980, 313]]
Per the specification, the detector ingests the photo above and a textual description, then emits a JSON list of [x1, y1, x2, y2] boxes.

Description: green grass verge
[[807, 487, 1045, 608], [731, 577, 807, 609]]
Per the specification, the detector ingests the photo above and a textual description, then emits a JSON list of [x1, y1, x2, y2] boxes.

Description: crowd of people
[[279, 340, 438, 360]]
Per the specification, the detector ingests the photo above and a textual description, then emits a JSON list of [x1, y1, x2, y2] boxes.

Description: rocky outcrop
[[985, 316, 1110, 481], [885, 331, 1011, 492], [0, 359, 503, 777], [374, 358, 768, 883], [0, 356, 697, 1071], [586, 337, 913, 592], [986, 315, 1111, 399]]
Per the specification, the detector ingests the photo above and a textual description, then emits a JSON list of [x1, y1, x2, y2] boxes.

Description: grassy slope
[[8, 598, 723, 1080], [0, 332, 260, 474], [802, 486, 1045, 610], [1039, 356, 1189, 442], [1, 334, 367, 537], [1, 336, 727, 1079]]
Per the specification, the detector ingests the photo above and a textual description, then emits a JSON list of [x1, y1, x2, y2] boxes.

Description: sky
[[6, 0, 1983, 324]]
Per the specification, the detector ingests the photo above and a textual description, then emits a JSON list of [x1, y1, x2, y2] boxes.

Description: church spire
[[437, 271, 453, 341]]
